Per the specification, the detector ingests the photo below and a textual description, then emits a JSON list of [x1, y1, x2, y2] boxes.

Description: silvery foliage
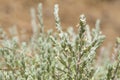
[[0, 3, 120, 80]]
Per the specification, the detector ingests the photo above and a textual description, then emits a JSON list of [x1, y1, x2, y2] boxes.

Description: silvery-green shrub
[[0, 3, 120, 80]]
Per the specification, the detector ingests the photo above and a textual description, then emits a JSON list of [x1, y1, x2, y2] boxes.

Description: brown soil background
[[0, 0, 120, 46]]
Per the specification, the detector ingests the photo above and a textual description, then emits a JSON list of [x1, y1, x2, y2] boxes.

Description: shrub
[[0, 3, 120, 80]]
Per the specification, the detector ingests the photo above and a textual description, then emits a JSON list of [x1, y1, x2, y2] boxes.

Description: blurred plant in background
[[0, 3, 120, 80]]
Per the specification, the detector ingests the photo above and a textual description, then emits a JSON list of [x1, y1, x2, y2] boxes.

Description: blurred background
[[0, 0, 120, 46]]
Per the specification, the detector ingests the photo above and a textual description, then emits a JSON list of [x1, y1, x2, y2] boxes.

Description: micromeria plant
[[0, 3, 120, 80]]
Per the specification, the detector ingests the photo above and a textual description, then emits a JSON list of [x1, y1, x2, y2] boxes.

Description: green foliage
[[0, 3, 120, 80]]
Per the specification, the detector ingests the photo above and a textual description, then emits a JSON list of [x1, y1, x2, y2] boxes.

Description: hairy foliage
[[0, 3, 120, 80]]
